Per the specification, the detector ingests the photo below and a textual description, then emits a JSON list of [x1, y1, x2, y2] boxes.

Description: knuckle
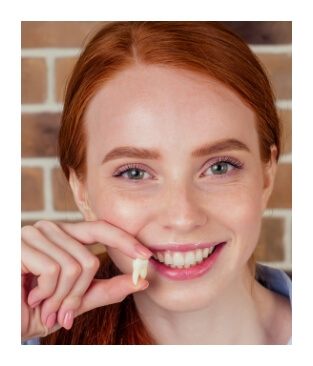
[[46, 262, 60, 276], [83, 255, 100, 272], [64, 262, 82, 279], [61, 295, 81, 309]]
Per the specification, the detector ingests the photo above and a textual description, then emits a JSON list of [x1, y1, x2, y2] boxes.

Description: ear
[[68, 168, 97, 221], [261, 145, 278, 211]]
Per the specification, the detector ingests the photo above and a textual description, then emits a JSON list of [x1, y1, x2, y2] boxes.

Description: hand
[[21, 220, 152, 341]]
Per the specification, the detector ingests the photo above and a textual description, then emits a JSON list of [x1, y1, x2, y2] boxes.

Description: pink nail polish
[[135, 244, 152, 258], [63, 311, 74, 329]]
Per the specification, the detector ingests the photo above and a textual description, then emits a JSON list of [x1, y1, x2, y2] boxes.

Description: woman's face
[[71, 64, 277, 312]]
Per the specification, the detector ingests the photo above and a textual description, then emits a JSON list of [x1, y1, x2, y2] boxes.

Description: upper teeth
[[153, 247, 215, 268]]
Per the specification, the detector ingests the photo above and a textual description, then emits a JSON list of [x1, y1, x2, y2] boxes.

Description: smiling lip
[[147, 242, 223, 253], [149, 242, 227, 280]]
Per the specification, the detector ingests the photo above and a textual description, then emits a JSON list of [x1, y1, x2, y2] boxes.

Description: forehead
[[84, 64, 257, 156]]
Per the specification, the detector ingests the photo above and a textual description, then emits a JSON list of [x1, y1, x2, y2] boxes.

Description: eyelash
[[112, 156, 244, 182]]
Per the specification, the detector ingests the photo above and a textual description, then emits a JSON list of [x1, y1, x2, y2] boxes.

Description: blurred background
[[21, 21, 292, 276]]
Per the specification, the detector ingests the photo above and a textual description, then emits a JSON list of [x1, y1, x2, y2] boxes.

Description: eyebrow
[[101, 138, 251, 164]]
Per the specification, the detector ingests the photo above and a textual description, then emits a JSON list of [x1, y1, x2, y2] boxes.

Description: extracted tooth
[[140, 260, 148, 279], [132, 258, 149, 286]]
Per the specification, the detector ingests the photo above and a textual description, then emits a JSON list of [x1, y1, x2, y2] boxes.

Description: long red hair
[[41, 21, 281, 344]]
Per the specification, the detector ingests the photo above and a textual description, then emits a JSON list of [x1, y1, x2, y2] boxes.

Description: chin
[[140, 284, 221, 312], [137, 273, 224, 313]]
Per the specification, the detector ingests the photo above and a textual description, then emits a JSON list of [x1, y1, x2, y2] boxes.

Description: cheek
[[218, 183, 264, 257], [89, 189, 148, 233], [212, 185, 262, 244], [88, 191, 152, 274]]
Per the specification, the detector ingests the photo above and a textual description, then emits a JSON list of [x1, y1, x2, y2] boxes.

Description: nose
[[158, 181, 208, 233]]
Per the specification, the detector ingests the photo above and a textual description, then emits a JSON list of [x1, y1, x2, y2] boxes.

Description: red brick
[[55, 57, 78, 103], [255, 217, 285, 262], [22, 168, 44, 211], [52, 167, 78, 211], [278, 109, 292, 155], [256, 53, 292, 100], [268, 163, 292, 208], [22, 21, 106, 48], [222, 21, 291, 44], [22, 113, 61, 157], [22, 58, 47, 103], [22, 21, 291, 48]]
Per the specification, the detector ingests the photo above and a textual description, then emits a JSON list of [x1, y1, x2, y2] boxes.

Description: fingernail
[[45, 312, 57, 329], [141, 281, 149, 290], [135, 244, 153, 259], [63, 310, 74, 329]]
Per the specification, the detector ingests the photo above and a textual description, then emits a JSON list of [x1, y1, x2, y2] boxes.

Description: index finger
[[57, 220, 153, 259]]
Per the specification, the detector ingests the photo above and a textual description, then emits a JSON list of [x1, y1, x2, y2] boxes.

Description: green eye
[[125, 168, 145, 179], [114, 165, 151, 181], [210, 162, 230, 175]]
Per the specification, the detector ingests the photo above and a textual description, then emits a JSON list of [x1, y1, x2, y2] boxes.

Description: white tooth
[[184, 251, 196, 266], [164, 251, 173, 265], [157, 252, 165, 262], [202, 248, 209, 258], [140, 263, 148, 279], [132, 266, 139, 286], [208, 246, 214, 255], [172, 252, 185, 266], [132, 258, 148, 285], [195, 249, 203, 263]]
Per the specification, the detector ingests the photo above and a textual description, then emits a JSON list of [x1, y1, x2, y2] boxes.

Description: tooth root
[[140, 263, 148, 279], [132, 258, 148, 285], [132, 267, 140, 286]]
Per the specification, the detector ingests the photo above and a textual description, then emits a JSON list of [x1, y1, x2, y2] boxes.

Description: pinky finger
[[22, 241, 60, 307]]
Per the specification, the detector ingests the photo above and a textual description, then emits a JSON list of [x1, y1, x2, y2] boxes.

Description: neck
[[132, 266, 273, 345]]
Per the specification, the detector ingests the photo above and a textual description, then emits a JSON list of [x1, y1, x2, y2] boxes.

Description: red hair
[[41, 21, 281, 344]]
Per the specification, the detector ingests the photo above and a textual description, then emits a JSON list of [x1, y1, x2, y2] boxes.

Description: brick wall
[[21, 21, 292, 272]]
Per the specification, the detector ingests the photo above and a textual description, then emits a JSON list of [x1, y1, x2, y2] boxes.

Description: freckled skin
[[70, 64, 277, 317]]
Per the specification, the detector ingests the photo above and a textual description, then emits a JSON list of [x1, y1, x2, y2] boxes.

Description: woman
[[21, 21, 292, 344]]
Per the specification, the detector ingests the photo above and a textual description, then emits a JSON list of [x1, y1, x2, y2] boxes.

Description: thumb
[[75, 274, 149, 317]]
